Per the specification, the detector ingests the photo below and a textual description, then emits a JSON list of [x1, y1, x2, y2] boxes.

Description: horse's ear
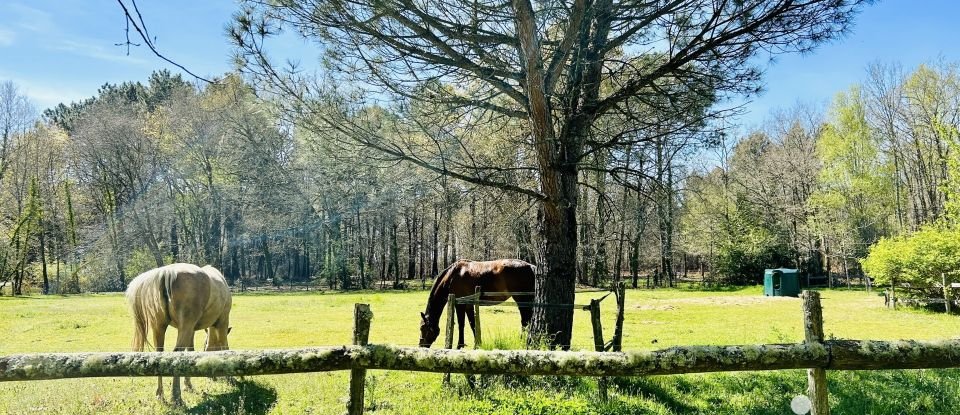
[[420, 312, 427, 321]]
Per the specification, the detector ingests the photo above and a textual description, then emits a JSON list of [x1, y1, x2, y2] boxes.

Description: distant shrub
[[712, 226, 795, 285], [861, 225, 960, 288]]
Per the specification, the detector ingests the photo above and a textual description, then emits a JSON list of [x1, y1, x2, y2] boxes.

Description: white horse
[[126, 263, 232, 405]]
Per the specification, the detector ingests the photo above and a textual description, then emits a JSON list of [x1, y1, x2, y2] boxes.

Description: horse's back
[[449, 259, 534, 301]]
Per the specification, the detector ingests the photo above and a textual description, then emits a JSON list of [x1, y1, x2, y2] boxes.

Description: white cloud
[[8, 3, 55, 34], [0, 29, 14, 46], [54, 39, 149, 66]]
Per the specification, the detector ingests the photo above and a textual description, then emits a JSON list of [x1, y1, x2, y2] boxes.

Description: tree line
[[4, 59, 956, 298], [10, 0, 877, 347]]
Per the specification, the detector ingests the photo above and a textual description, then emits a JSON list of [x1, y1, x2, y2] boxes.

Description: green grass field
[[2, 286, 959, 414]]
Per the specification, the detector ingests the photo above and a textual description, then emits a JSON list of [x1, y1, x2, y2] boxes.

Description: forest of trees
[[17, 0, 960, 346], [2, 59, 956, 299]]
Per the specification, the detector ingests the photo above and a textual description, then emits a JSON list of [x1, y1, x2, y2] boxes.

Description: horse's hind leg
[[184, 331, 194, 393], [171, 327, 196, 406], [515, 295, 534, 328], [152, 326, 167, 401]]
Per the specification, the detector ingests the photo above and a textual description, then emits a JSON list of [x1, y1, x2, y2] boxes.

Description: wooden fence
[[3, 291, 960, 415], [885, 275, 960, 313], [444, 284, 625, 398]]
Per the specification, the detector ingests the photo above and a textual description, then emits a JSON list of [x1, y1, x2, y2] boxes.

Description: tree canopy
[[230, 0, 871, 346]]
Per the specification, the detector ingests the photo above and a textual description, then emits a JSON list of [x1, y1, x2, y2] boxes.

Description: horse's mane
[[423, 261, 462, 326]]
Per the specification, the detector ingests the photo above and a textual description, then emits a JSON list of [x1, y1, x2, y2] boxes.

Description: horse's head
[[419, 312, 439, 347]]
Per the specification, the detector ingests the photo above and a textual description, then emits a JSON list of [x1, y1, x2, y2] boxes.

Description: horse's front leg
[[465, 306, 478, 348], [456, 305, 467, 349]]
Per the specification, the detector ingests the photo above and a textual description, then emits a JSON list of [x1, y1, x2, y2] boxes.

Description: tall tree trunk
[[470, 196, 477, 258], [418, 207, 426, 281], [513, 0, 603, 348], [39, 213, 48, 295], [380, 219, 387, 285], [390, 221, 399, 288], [54, 241, 60, 295], [593, 151, 608, 286], [443, 208, 451, 266], [357, 211, 365, 288], [170, 222, 180, 262], [613, 148, 632, 284], [630, 185, 646, 289], [263, 235, 275, 285], [579, 170, 592, 285], [482, 198, 491, 259], [444, 181, 453, 266], [405, 211, 415, 280], [107, 214, 127, 290], [432, 206, 439, 277], [531, 167, 578, 349]]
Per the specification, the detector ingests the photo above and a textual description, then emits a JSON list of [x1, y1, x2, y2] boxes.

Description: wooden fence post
[[589, 298, 608, 402], [473, 286, 482, 348], [443, 293, 455, 385], [802, 290, 829, 415], [348, 303, 372, 415]]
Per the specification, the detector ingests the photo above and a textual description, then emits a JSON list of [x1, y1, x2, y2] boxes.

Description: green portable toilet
[[764, 268, 800, 297]]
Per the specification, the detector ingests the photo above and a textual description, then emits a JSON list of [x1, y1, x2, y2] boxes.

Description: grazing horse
[[419, 259, 535, 348], [126, 263, 232, 405]]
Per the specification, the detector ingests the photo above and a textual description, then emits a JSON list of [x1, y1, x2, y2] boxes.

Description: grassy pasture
[[1, 286, 960, 414]]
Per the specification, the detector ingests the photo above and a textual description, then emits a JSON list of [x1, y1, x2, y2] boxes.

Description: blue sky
[[0, 0, 957, 128]]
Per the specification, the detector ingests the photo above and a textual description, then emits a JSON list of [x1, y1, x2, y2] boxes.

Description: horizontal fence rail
[[5, 290, 960, 415], [3, 339, 960, 382]]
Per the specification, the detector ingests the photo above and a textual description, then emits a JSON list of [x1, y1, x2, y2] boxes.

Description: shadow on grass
[[187, 379, 277, 415], [610, 376, 697, 413], [606, 368, 960, 415], [828, 369, 960, 414]]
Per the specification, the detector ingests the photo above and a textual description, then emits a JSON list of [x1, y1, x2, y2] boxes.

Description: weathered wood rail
[[3, 291, 960, 414], [4, 339, 960, 382]]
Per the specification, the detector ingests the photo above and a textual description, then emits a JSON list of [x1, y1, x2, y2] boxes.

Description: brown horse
[[419, 259, 535, 348], [126, 263, 232, 405]]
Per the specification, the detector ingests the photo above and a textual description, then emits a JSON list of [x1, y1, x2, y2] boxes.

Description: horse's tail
[[126, 276, 149, 352], [126, 266, 175, 352]]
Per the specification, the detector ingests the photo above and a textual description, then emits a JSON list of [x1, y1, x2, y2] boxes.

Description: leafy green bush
[[861, 225, 960, 288]]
